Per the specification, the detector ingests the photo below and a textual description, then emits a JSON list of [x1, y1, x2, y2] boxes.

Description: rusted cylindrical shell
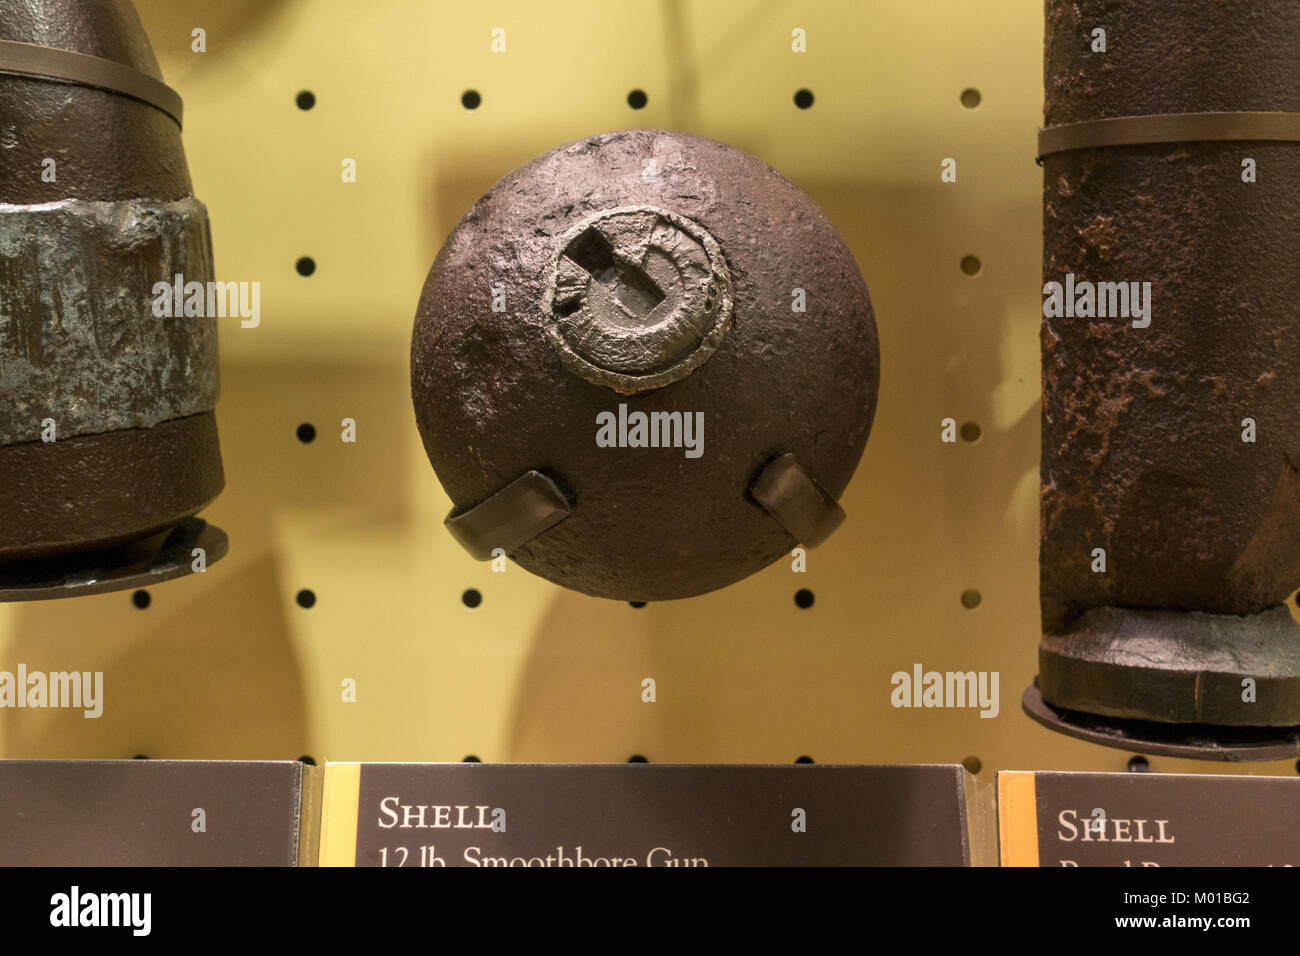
[[1034, 0, 1300, 747], [412, 130, 879, 601], [0, 0, 224, 566]]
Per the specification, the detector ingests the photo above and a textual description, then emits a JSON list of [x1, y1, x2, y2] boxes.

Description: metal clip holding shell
[[444, 471, 572, 561], [749, 453, 846, 548]]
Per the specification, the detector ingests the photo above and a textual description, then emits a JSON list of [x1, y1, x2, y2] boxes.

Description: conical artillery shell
[[0, 0, 223, 562]]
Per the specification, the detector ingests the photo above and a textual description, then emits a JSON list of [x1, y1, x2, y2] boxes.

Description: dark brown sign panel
[[0, 760, 313, 866], [999, 770, 1300, 867], [329, 763, 989, 867]]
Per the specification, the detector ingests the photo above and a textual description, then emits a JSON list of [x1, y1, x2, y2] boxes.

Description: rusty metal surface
[[0, 0, 223, 577], [1036, 0, 1300, 744], [0, 197, 218, 445], [412, 129, 879, 601], [0, 411, 224, 561]]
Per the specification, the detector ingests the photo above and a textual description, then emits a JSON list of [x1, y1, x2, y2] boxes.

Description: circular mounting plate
[[1023, 680, 1300, 762], [0, 518, 227, 603]]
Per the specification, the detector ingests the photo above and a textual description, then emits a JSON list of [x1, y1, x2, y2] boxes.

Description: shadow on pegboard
[[793, 176, 1041, 580], [4, 552, 309, 759], [134, 0, 294, 82], [421, 0, 801, 253], [213, 363, 413, 524]]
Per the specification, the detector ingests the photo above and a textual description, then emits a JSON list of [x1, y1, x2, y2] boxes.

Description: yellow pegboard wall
[[2, 0, 1297, 781]]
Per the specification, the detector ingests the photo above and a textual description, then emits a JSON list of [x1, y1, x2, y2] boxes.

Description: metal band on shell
[[0, 38, 183, 128], [1037, 111, 1300, 162], [0, 197, 218, 446]]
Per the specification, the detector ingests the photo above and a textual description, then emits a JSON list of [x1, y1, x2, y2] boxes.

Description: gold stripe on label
[[997, 771, 1040, 867], [319, 762, 363, 867]]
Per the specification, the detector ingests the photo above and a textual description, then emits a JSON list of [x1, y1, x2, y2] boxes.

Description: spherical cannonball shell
[[411, 130, 879, 601]]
